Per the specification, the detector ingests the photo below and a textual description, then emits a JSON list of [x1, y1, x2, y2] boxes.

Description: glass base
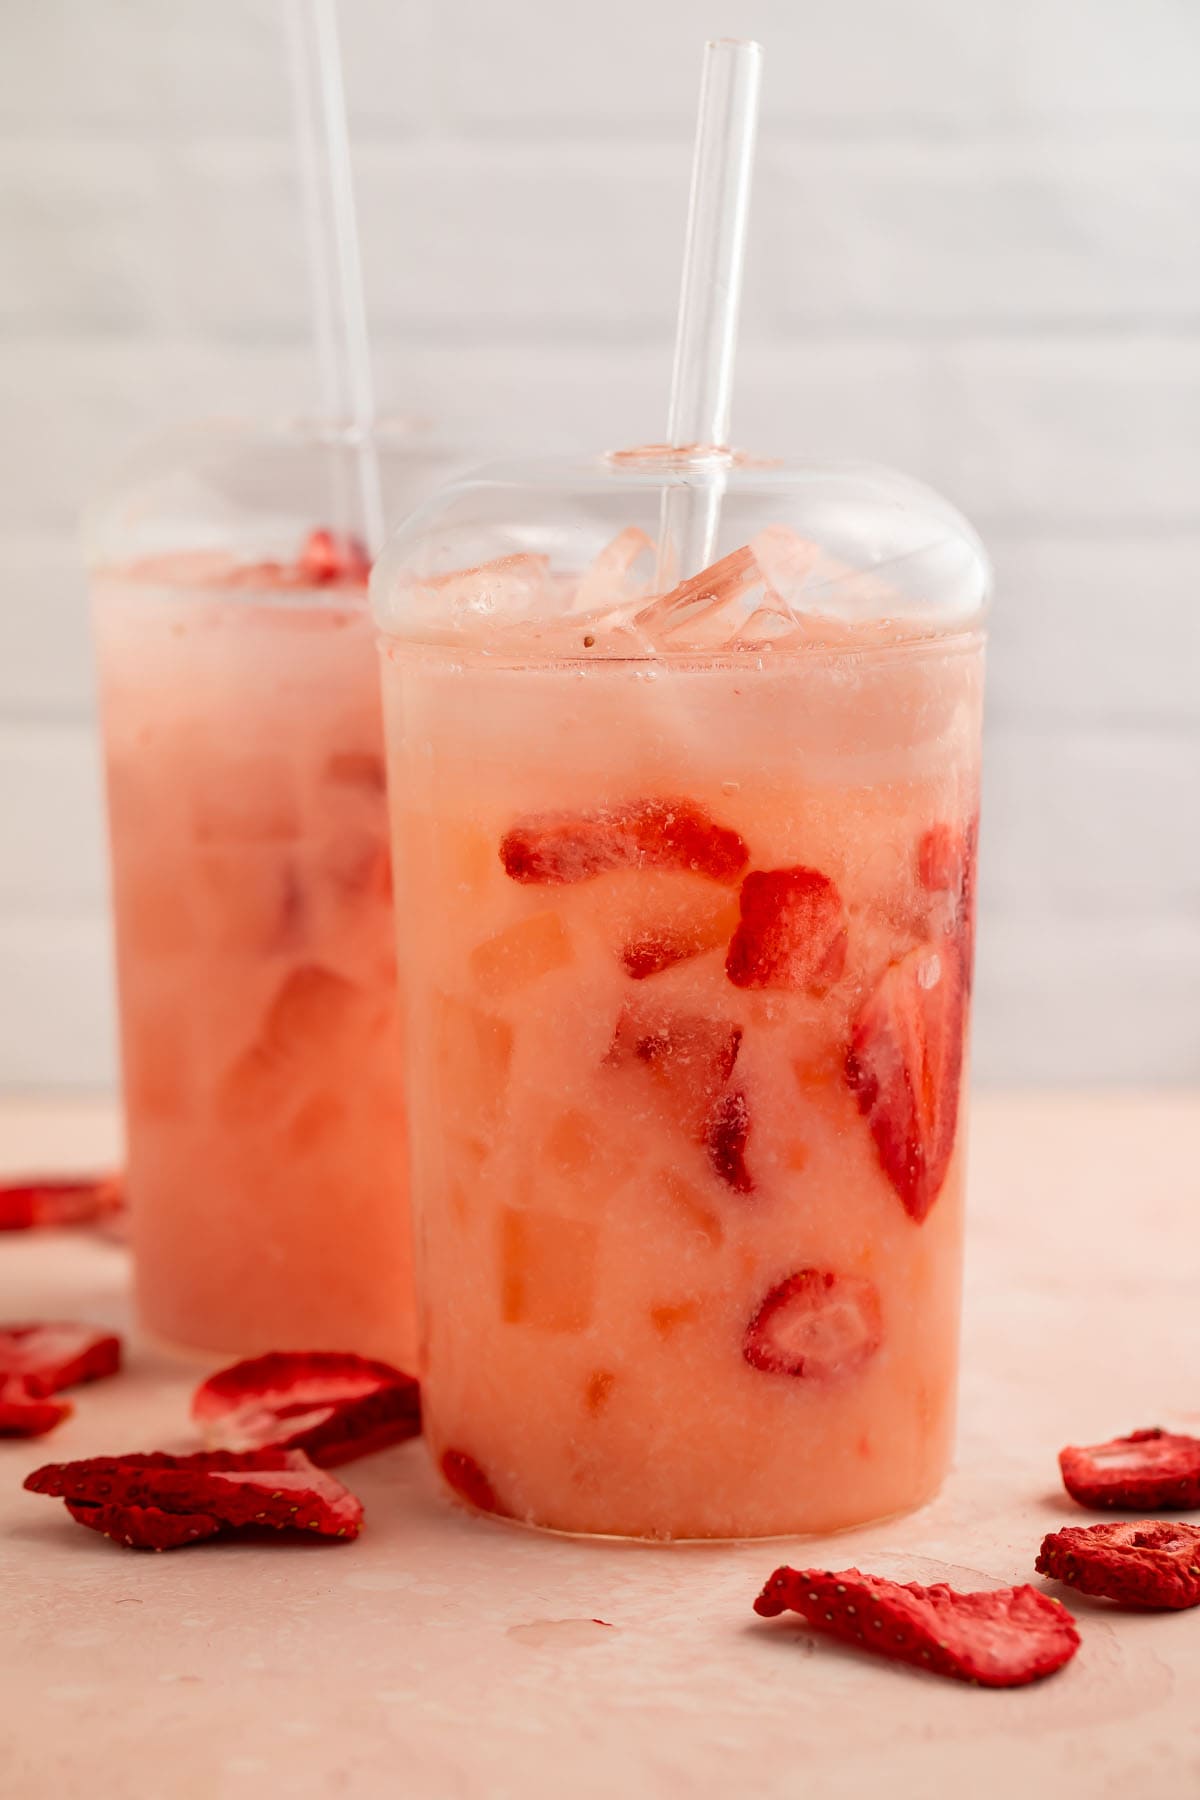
[[436, 1470, 950, 1546]]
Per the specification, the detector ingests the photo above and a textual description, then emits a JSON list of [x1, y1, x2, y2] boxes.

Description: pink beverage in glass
[[88, 423, 452, 1365], [374, 455, 989, 1538]]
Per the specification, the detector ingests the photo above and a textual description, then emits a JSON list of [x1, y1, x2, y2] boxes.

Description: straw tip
[[705, 37, 763, 54]]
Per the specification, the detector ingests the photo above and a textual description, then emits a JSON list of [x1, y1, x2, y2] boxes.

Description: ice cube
[[196, 853, 304, 952], [434, 993, 514, 1134], [633, 544, 765, 650], [469, 911, 573, 998], [192, 758, 301, 844], [288, 1090, 348, 1151], [114, 861, 195, 957], [218, 966, 362, 1124], [325, 750, 386, 793], [543, 1107, 601, 1176], [573, 527, 656, 614], [751, 523, 896, 639], [424, 554, 554, 626], [125, 1000, 191, 1120], [500, 1206, 597, 1333], [660, 1168, 723, 1248]]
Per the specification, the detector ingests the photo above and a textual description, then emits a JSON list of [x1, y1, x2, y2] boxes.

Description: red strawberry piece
[[621, 930, 706, 981], [918, 815, 980, 974], [743, 1270, 882, 1380], [725, 867, 848, 993], [0, 1323, 122, 1392], [0, 1376, 72, 1437], [25, 1448, 363, 1546], [501, 798, 748, 887], [844, 940, 965, 1223], [704, 1089, 753, 1193], [917, 823, 964, 894], [192, 1350, 421, 1467], [440, 1448, 506, 1517], [299, 528, 371, 586], [1037, 1520, 1200, 1611], [1058, 1428, 1200, 1510], [607, 1008, 743, 1135], [0, 1175, 123, 1232], [753, 1566, 1079, 1687], [64, 1501, 223, 1553]]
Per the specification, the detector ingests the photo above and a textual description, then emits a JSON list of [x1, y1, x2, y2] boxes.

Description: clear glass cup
[[372, 448, 990, 1538], [88, 417, 458, 1365]]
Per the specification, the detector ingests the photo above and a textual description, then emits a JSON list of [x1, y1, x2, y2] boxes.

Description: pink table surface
[[1, 1093, 1198, 1800]]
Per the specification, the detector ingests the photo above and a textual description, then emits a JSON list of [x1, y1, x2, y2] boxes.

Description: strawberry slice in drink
[[501, 798, 748, 887], [440, 1447, 508, 1518], [917, 813, 979, 973], [299, 528, 371, 587], [703, 1089, 754, 1194], [607, 1007, 743, 1136], [844, 941, 965, 1223], [743, 1270, 882, 1380], [725, 867, 848, 993], [753, 1567, 1079, 1687]]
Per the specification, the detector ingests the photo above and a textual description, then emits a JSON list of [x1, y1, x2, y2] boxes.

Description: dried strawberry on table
[[25, 1448, 363, 1552], [1058, 1428, 1200, 1511], [754, 1565, 1080, 1687], [0, 1175, 123, 1232], [191, 1350, 421, 1466], [1038, 1521, 1200, 1611], [0, 1323, 122, 1438]]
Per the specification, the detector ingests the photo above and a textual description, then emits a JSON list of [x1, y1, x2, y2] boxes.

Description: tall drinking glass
[[373, 450, 989, 1537], [89, 418, 455, 1365]]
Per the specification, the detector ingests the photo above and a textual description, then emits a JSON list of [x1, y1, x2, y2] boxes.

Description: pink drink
[[93, 536, 415, 1364], [376, 460, 988, 1537]]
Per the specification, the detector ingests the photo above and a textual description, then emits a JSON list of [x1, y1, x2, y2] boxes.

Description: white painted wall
[[1, 0, 1198, 1088]]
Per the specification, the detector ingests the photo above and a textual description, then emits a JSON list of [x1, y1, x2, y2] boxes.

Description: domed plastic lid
[[371, 449, 991, 657], [85, 416, 461, 592]]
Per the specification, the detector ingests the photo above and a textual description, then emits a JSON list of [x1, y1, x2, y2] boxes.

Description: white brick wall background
[[1, 0, 1198, 1090]]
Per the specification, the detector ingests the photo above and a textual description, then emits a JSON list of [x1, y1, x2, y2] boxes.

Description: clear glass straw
[[657, 38, 762, 588], [286, 0, 385, 554]]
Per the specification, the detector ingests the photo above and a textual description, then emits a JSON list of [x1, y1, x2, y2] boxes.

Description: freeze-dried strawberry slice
[[440, 1448, 506, 1517], [743, 1270, 882, 1380], [0, 1376, 72, 1437], [608, 1008, 743, 1135], [501, 798, 748, 887], [299, 528, 371, 586], [26, 1448, 363, 1545], [753, 1567, 1079, 1687], [844, 940, 965, 1223], [0, 1323, 122, 1393], [0, 1175, 123, 1232], [1058, 1428, 1200, 1510], [704, 1089, 753, 1193], [65, 1501, 223, 1553], [725, 866, 848, 993], [1037, 1520, 1200, 1611], [192, 1350, 420, 1467]]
